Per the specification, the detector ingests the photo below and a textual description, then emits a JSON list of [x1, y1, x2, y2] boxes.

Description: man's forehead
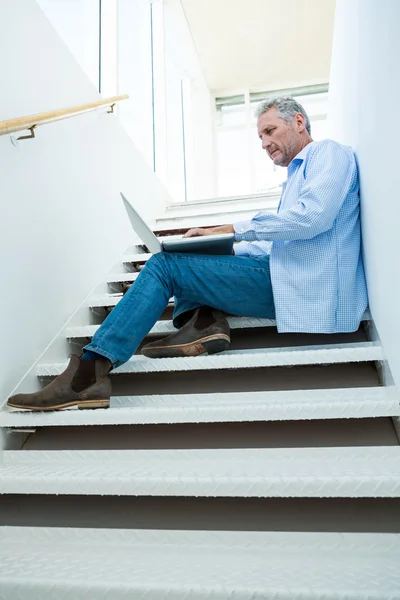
[[257, 108, 282, 129]]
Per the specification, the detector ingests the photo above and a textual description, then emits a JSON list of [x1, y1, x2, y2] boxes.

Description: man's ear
[[295, 113, 306, 133]]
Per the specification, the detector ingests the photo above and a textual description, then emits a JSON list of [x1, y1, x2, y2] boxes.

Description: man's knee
[[144, 251, 173, 280], [145, 252, 169, 268]]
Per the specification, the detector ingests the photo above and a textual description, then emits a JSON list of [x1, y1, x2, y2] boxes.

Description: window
[[215, 86, 329, 197], [37, 0, 100, 89]]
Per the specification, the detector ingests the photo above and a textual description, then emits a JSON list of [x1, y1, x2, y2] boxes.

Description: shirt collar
[[288, 141, 316, 169]]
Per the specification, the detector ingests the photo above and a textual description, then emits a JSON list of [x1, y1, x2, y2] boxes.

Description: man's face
[[257, 108, 305, 167]]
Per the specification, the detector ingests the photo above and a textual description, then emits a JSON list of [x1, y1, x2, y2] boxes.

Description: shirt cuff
[[233, 219, 253, 241], [233, 241, 251, 256]]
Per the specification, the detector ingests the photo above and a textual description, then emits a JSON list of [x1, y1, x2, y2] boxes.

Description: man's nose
[[261, 136, 271, 151]]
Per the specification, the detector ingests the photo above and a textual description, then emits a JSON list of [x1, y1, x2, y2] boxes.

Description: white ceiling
[[180, 0, 336, 94]]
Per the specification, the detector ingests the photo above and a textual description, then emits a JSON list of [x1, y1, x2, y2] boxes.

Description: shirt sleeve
[[233, 240, 272, 257], [234, 141, 357, 242]]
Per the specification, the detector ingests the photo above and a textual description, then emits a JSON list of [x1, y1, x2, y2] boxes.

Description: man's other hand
[[183, 224, 234, 238]]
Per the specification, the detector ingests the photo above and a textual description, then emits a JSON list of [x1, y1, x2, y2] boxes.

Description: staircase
[[1, 195, 400, 599]]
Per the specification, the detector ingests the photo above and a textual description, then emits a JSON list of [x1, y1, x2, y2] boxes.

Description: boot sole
[[7, 399, 110, 412], [142, 334, 231, 358]]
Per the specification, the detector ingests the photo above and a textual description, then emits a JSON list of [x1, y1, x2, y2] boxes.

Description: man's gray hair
[[256, 96, 311, 135]]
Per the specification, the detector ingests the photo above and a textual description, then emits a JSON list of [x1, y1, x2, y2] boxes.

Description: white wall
[[0, 0, 171, 428], [329, 0, 400, 389]]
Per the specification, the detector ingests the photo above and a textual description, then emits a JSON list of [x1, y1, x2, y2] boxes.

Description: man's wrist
[[211, 224, 234, 234], [232, 219, 252, 241]]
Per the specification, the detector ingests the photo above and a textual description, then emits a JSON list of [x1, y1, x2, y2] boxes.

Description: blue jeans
[[84, 252, 275, 368]]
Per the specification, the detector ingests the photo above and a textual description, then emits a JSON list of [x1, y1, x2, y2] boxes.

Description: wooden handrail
[[0, 94, 129, 138]]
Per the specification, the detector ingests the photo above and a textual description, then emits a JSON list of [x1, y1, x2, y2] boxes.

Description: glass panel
[[37, 0, 100, 89], [118, 0, 154, 169], [295, 92, 329, 118], [250, 92, 328, 124], [252, 127, 287, 193], [158, 5, 189, 202], [99, 0, 118, 98], [219, 101, 246, 127], [216, 91, 328, 196], [164, 55, 186, 202], [217, 129, 251, 196], [309, 117, 329, 140]]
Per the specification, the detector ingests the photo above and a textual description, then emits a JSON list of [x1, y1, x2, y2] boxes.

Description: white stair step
[[89, 294, 174, 308], [89, 293, 122, 307], [1, 528, 399, 599], [154, 211, 265, 231], [2, 387, 398, 428], [163, 190, 280, 214], [107, 272, 140, 283], [155, 206, 277, 230], [37, 342, 383, 377], [1, 447, 400, 497], [122, 252, 151, 264], [66, 316, 277, 339]]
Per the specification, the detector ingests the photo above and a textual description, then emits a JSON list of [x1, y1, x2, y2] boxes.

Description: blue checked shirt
[[233, 140, 368, 333]]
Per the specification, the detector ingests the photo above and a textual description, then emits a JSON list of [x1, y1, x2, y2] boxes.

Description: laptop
[[121, 193, 235, 255]]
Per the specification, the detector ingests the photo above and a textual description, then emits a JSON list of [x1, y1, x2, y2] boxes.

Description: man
[[7, 97, 368, 411]]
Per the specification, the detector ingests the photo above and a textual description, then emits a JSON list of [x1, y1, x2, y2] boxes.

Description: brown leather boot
[[141, 307, 230, 358], [7, 355, 112, 411]]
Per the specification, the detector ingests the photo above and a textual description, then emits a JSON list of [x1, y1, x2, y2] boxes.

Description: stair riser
[[67, 327, 368, 358], [10, 417, 397, 450], [38, 362, 381, 397], [2, 496, 400, 533]]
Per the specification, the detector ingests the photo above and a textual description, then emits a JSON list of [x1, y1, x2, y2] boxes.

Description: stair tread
[[89, 293, 123, 307], [153, 211, 269, 230], [37, 342, 383, 376], [1, 527, 399, 598], [67, 316, 277, 338], [89, 293, 176, 308], [2, 387, 398, 428], [107, 272, 140, 283], [122, 253, 152, 263], [161, 191, 279, 214], [1, 447, 400, 497], [154, 205, 277, 229]]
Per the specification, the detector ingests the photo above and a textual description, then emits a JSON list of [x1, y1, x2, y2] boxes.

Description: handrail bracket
[[17, 125, 37, 141]]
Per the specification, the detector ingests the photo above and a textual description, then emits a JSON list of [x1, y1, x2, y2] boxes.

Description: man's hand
[[183, 224, 234, 238]]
